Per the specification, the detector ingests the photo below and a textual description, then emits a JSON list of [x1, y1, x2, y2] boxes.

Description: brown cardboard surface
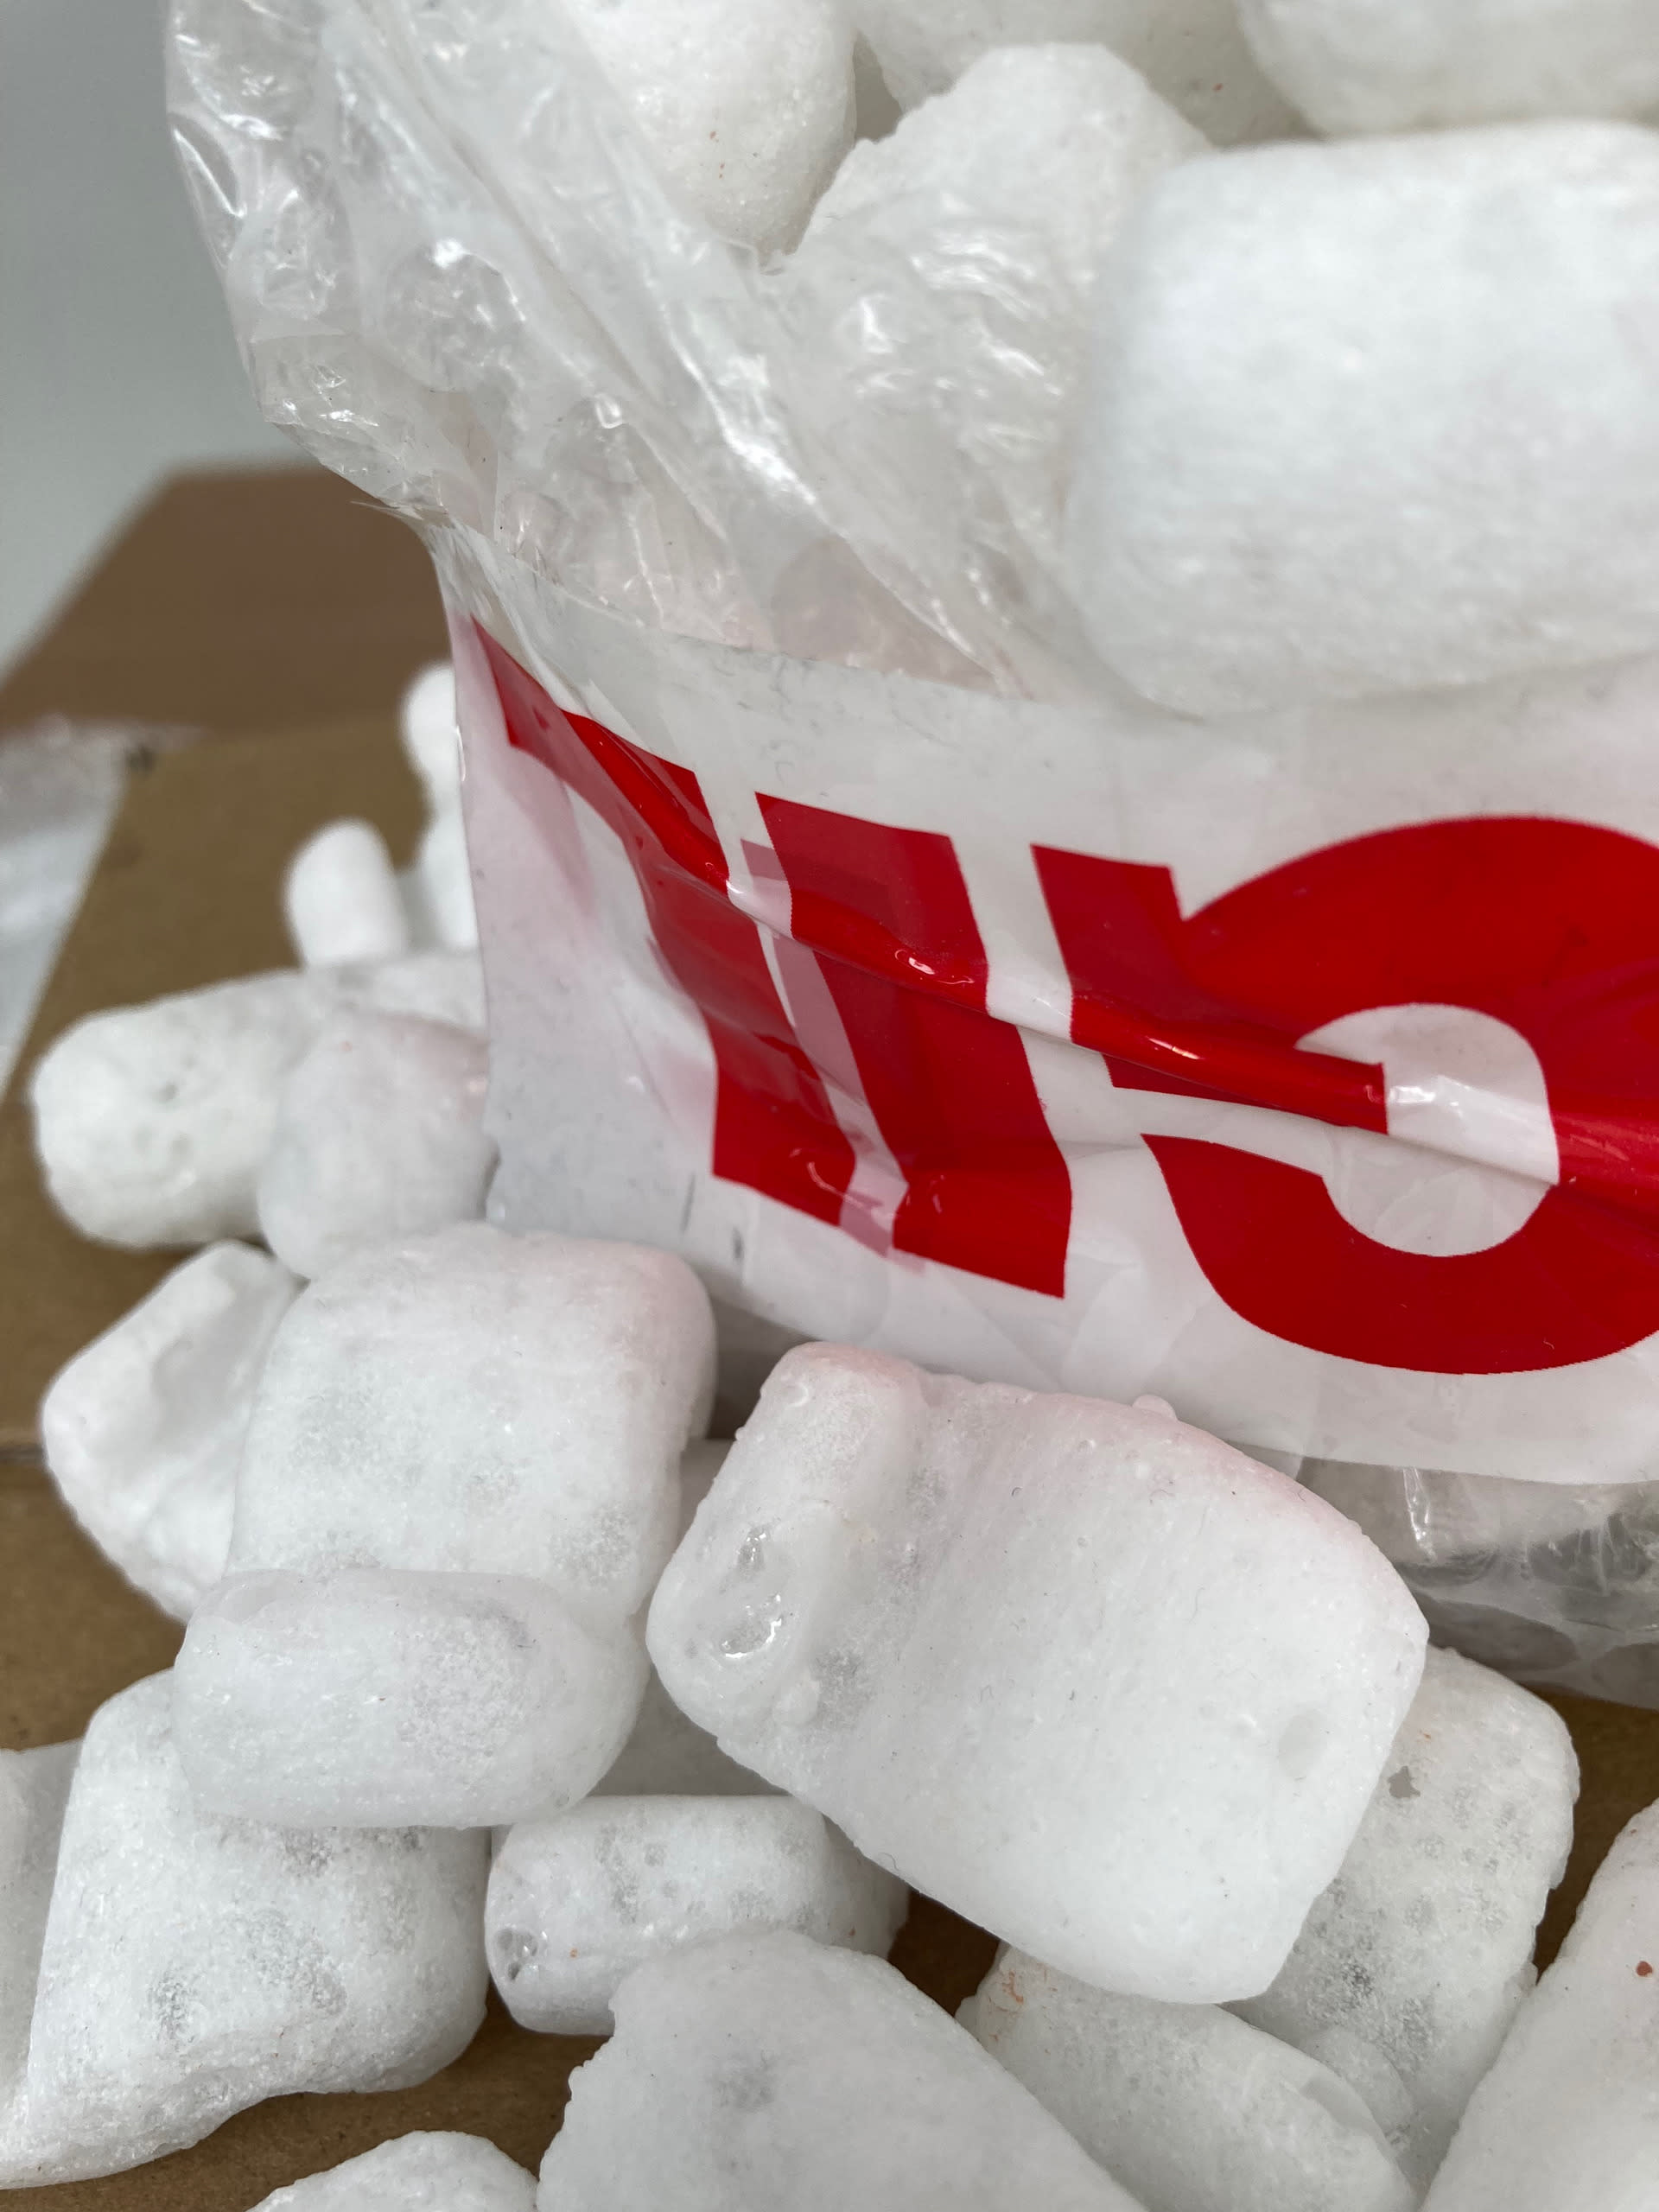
[[1535, 1688, 1659, 1966], [0, 469, 447, 741], [1, 471, 1657, 2203]]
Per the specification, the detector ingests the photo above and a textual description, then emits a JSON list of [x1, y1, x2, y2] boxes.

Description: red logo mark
[[484, 631, 1068, 1294], [486, 628, 1659, 1376], [1039, 823, 1659, 1373]]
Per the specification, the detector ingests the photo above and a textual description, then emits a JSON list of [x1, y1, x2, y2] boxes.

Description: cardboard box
[[0, 467, 451, 740], [0, 471, 1653, 2206]]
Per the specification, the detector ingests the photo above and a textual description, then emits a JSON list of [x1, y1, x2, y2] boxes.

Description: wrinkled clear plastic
[[168, 1, 1659, 1709], [166, 0, 1109, 694], [1304, 1460, 1659, 1710], [0, 723, 137, 1093]]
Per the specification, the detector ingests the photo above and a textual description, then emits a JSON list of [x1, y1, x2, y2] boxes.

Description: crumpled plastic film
[[0, 723, 132, 1094], [1303, 1460, 1659, 1709], [165, 0, 1084, 690]]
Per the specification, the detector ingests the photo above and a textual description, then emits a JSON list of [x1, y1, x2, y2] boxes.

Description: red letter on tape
[[483, 630, 855, 1228], [763, 797, 1072, 1298], [483, 632, 1068, 1296], [1038, 819, 1659, 1374], [484, 628, 1659, 1373]]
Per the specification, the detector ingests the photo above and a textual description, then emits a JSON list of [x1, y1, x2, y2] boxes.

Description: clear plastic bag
[[165, 0, 1136, 693], [0, 722, 137, 1092], [1304, 1461, 1659, 1709], [169, 0, 1659, 1707]]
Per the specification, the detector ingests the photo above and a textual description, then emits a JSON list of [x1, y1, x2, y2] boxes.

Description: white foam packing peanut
[[537, 1929, 1143, 2210], [290, 671, 478, 967], [284, 820, 411, 969], [853, 0, 1299, 142], [39, 1243, 300, 1621], [963, 1948, 1414, 2212], [487, 1796, 908, 2033], [256, 1008, 495, 1280], [790, 47, 1203, 595], [29, 949, 485, 1247], [649, 1344, 1427, 2003], [251, 2133, 535, 2212], [561, 0, 855, 255], [399, 663, 478, 954], [1420, 1797, 1659, 2212], [175, 1569, 647, 1829], [801, 44, 1203, 251], [168, 1460, 747, 1832], [1233, 1645, 1580, 2190], [595, 1443, 774, 1799], [225, 1224, 714, 1608], [0, 1746, 79, 2113], [1236, 0, 1659, 135], [402, 664, 465, 817], [173, 1223, 716, 1827], [0, 1675, 487, 2188], [1066, 121, 1659, 715]]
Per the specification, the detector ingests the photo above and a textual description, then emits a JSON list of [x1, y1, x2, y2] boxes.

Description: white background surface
[[0, 0, 308, 684]]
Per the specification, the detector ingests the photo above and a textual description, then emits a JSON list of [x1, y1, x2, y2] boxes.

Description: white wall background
[[0, 0, 308, 681]]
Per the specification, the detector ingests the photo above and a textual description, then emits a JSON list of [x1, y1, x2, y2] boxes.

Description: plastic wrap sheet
[[1305, 1460, 1659, 1710], [0, 724, 134, 1095], [441, 555, 1659, 1487], [166, 0, 1101, 696], [171, 1, 1659, 1709]]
